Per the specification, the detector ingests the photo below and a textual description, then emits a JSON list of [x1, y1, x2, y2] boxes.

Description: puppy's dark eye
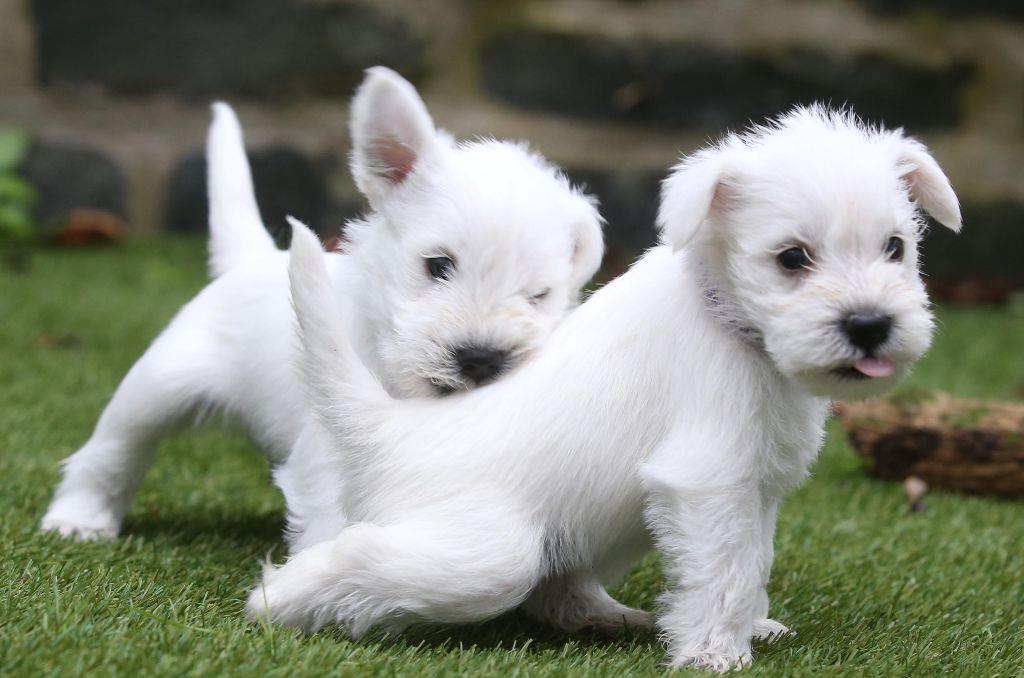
[[425, 255, 455, 280], [529, 289, 550, 304], [886, 236, 904, 262], [777, 246, 812, 271]]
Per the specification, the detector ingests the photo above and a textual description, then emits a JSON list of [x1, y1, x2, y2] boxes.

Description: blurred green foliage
[[0, 127, 37, 242]]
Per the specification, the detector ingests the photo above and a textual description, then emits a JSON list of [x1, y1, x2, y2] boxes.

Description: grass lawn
[[2, 237, 1022, 677]]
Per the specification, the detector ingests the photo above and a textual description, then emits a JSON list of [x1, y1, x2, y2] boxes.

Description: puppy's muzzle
[[454, 346, 507, 384], [841, 310, 892, 353]]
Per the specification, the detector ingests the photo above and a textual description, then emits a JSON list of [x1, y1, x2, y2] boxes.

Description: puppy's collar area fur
[[701, 282, 765, 351]]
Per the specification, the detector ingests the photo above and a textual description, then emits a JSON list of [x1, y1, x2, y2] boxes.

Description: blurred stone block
[[31, 0, 424, 99], [22, 140, 125, 226], [564, 166, 661, 252], [165, 146, 362, 242], [859, 0, 1024, 20], [921, 200, 1024, 294], [481, 29, 971, 132]]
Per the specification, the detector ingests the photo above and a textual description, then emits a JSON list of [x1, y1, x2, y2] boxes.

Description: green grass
[[2, 237, 1022, 676]]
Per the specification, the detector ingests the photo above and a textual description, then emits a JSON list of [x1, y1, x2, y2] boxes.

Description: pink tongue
[[853, 357, 896, 378]]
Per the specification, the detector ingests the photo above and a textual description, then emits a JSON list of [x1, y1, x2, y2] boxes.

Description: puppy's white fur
[[40, 67, 603, 542], [253, 107, 960, 671]]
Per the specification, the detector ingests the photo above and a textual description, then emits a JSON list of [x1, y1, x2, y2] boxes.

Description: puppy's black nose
[[841, 311, 893, 353], [455, 347, 506, 384]]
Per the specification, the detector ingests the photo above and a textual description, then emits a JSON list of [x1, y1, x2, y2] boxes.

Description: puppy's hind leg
[[41, 322, 223, 540], [521, 573, 652, 633], [274, 422, 349, 556], [247, 511, 544, 635]]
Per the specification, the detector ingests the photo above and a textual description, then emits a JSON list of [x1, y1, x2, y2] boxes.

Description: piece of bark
[[54, 208, 123, 247], [837, 391, 1024, 498]]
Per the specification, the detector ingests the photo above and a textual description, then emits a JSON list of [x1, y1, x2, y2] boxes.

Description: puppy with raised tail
[[253, 107, 961, 671], [41, 67, 604, 544]]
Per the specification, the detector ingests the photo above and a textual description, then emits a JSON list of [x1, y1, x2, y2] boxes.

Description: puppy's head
[[659, 106, 961, 400], [347, 67, 603, 397]]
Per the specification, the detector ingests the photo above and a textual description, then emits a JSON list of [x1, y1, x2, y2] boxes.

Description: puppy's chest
[[756, 399, 828, 494]]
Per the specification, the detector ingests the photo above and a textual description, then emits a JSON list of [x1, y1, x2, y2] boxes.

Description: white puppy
[[40, 67, 604, 541], [251, 107, 961, 671]]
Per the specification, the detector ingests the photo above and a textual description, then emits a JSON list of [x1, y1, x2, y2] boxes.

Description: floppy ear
[[350, 66, 439, 208], [896, 138, 962, 232], [567, 199, 605, 292], [657, 151, 730, 252]]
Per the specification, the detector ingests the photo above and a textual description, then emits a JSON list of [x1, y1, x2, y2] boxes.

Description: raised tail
[[286, 217, 391, 440], [206, 102, 277, 278]]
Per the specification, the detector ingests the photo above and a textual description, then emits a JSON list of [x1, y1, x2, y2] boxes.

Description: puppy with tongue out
[[252, 107, 961, 671], [669, 107, 963, 402]]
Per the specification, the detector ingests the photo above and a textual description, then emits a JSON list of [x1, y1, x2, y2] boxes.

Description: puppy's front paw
[[667, 638, 752, 673], [41, 496, 120, 540], [668, 648, 751, 673], [752, 617, 794, 642]]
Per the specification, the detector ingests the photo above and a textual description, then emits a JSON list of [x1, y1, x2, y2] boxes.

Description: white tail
[[206, 102, 276, 278], [286, 218, 391, 440]]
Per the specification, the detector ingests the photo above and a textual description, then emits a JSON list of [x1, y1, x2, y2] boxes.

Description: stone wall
[[1, 0, 1022, 287]]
